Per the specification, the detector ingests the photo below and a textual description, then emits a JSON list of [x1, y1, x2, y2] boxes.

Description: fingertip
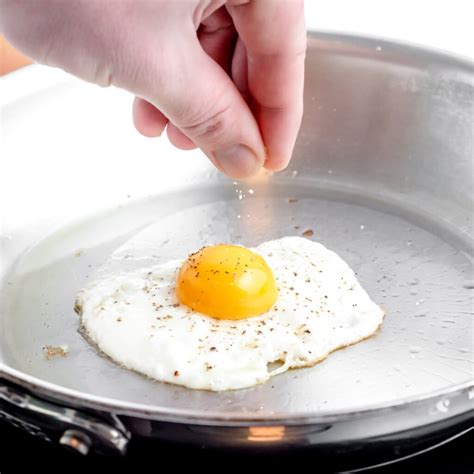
[[258, 102, 303, 174], [264, 155, 291, 172], [211, 144, 264, 179], [263, 150, 293, 172], [132, 97, 168, 138]]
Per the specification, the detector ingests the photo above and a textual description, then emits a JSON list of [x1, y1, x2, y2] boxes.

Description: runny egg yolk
[[176, 245, 278, 320]]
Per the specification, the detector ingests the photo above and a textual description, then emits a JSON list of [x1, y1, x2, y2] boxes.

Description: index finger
[[227, 0, 306, 171]]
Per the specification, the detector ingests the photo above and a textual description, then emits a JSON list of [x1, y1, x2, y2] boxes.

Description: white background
[[305, 0, 473, 59]]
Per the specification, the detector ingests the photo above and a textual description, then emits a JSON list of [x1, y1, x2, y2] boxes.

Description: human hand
[[0, 0, 306, 178]]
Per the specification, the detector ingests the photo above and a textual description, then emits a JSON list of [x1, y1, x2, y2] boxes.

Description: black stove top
[[0, 419, 472, 472]]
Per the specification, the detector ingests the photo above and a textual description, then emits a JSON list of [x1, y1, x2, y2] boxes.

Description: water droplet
[[360, 225, 365, 230], [292, 170, 298, 177], [410, 290, 418, 296], [237, 215, 241, 219], [436, 339, 445, 345], [248, 188, 254, 195], [436, 399, 450, 413], [409, 345, 421, 354], [407, 240, 413, 246], [393, 364, 402, 372], [375, 45, 383, 51], [409, 278, 419, 286], [413, 312, 427, 318], [328, 169, 333, 174], [458, 347, 470, 353], [415, 299, 425, 306], [463, 280, 474, 289]]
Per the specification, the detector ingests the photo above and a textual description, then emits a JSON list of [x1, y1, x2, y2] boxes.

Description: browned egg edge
[[73, 295, 385, 392]]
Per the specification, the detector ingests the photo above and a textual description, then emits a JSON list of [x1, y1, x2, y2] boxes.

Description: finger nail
[[213, 145, 261, 178]]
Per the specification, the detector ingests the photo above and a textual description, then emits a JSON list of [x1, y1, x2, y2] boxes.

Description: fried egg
[[75, 237, 384, 391]]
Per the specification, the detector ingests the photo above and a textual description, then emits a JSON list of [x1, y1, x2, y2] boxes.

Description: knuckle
[[178, 104, 233, 146]]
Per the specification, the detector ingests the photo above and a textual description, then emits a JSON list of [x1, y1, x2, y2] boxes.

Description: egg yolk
[[176, 245, 278, 320]]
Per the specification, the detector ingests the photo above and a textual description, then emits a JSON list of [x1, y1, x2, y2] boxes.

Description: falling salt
[[360, 225, 365, 230], [375, 46, 383, 51], [248, 189, 254, 195], [292, 170, 298, 177]]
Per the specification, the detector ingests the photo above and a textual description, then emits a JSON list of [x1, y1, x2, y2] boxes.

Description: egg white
[[75, 237, 384, 391]]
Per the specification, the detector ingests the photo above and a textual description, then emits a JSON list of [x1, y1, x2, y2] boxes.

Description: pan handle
[[0, 381, 130, 455]]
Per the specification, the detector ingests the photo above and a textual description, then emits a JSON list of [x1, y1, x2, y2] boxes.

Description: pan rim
[[1, 363, 472, 425]]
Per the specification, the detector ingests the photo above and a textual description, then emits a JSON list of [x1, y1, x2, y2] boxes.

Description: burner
[[1, 419, 472, 472]]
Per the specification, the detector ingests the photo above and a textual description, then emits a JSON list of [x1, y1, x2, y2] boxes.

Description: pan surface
[[1, 34, 473, 431]]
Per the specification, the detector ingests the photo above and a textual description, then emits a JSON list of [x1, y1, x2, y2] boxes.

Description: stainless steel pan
[[1, 33, 473, 464]]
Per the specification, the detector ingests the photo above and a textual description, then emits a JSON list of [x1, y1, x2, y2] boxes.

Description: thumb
[[133, 35, 266, 179]]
